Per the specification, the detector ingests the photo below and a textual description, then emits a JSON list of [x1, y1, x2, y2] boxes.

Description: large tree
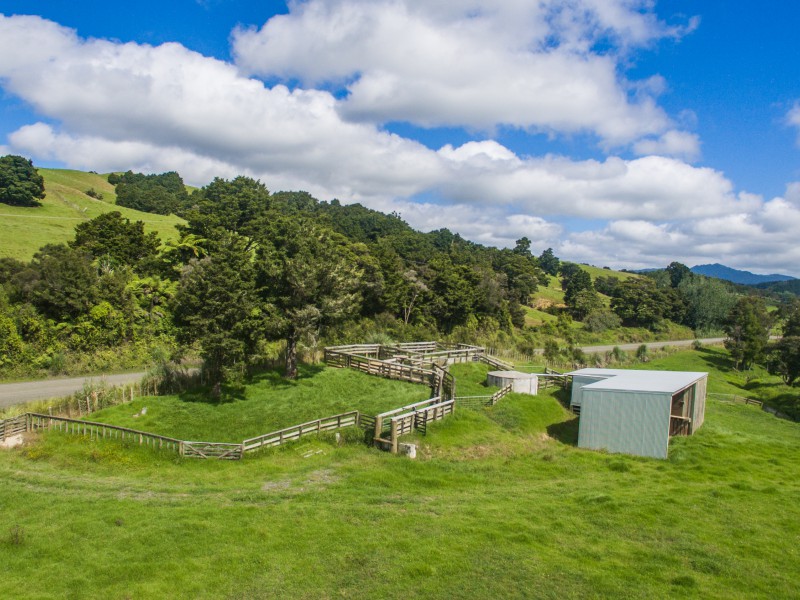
[[18, 244, 99, 321], [173, 234, 267, 393], [71, 211, 161, 271], [183, 176, 271, 249], [0, 155, 45, 207], [539, 248, 560, 276], [767, 300, 800, 385], [256, 217, 363, 379], [724, 296, 772, 370]]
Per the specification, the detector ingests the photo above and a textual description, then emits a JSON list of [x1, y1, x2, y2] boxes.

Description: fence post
[[390, 420, 399, 454]]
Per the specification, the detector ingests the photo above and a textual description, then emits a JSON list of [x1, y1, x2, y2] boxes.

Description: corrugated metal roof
[[487, 370, 537, 380], [567, 368, 707, 394]]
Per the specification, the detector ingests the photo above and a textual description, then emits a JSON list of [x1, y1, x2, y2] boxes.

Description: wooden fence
[[432, 364, 456, 400], [372, 398, 445, 441], [0, 414, 27, 441], [387, 398, 455, 454], [12, 410, 361, 460], [478, 354, 514, 371], [27, 413, 182, 452], [181, 441, 243, 460], [324, 350, 437, 387], [707, 393, 763, 407], [454, 383, 514, 410], [242, 411, 359, 453]]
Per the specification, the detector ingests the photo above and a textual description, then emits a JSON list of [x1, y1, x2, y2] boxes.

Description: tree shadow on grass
[[247, 363, 326, 387], [177, 383, 246, 404], [696, 347, 733, 373]]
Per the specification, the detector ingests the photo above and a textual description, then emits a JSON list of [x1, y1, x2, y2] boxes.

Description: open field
[[0, 168, 183, 261], [0, 350, 798, 598]]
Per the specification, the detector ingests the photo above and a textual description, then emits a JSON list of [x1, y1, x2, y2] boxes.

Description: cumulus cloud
[[633, 130, 700, 160], [232, 0, 696, 146], [560, 192, 800, 275], [367, 197, 564, 249], [2, 13, 797, 274]]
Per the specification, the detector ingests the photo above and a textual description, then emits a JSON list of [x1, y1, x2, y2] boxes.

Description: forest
[[0, 157, 798, 403]]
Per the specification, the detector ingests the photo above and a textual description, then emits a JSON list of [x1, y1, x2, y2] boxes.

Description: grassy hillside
[[0, 168, 183, 261], [0, 351, 798, 598]]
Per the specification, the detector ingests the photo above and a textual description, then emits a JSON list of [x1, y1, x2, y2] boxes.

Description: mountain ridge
[[690, 263, 796, 285]]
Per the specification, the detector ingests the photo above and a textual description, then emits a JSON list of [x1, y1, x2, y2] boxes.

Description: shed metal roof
[[567, 368, 707, 394], [487, 370, 538, 380]]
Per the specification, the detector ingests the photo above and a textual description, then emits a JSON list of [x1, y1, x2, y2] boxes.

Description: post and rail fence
[[1, 410, 362, 460]]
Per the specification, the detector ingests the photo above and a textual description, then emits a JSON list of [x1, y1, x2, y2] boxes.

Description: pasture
[[0, 351, 798, 599]]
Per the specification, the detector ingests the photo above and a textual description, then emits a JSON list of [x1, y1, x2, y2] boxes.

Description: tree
[[767, 300, 800, 385], [724, 296, 772, 370], [666, 261, 692, 288], [562, 266, 597, 319], [678, 276, 737, 333], [610, 278, 676, 329], [183, 176, 271, 248], [112, 170, 189, 215], [18, 244, 99, 321], [71, 212, 160, 271], [256, 218, 363, 379], [0, 155, 45, 206], [173, 234, 267, 393], [513, 237, 531, 256], [539, 248, 560, 276], [570, 288, 603, 321]]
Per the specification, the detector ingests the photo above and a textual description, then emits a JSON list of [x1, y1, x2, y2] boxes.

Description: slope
[[0, 168, 183, 261]]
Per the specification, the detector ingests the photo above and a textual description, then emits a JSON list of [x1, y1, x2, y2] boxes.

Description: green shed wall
[[570, 375, 608, 407], [577, 390, 671, 459]]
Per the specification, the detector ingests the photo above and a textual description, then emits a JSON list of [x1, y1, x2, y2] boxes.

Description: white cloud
[[633, 130, 701, 160], [560, 192, 800, 276], [4, 13, 799, 275], [232, 0, 695, 146]]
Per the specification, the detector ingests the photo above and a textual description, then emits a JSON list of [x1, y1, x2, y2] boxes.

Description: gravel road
[[0, 372, 147, 410]]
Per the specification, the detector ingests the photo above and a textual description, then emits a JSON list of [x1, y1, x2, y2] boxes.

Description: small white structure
[[487, 370, 538, 395]]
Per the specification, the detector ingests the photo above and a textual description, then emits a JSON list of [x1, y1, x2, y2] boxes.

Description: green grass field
[[83, 365, 430, 443], [0, 168, 183, 261], [1, 351, 798, 598]]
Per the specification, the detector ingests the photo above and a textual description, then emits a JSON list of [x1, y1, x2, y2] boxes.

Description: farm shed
[[567, 368, 708, 459], [487, 371, 538, 395]]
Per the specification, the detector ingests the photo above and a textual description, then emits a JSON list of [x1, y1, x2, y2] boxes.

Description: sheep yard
[[1, 354, 799, 599]]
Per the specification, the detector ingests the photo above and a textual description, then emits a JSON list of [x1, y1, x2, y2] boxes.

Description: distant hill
[[753, 279, 800, 296], [691, 263, 796, 285], [0, 168, 183, 261]]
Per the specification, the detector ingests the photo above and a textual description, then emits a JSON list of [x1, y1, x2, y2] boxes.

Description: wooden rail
[[479, 354, 514, 371], [242, 411, 359, 452], [324, 350, 437, 387], [0, 414, 27, 440], [17, 411, 361, 460], [373, 397, 444, 441], [388, 399, 455, 454], [27, 413, 183, 452], [181, 441, 243, 460], [707, 393, 763, 407]]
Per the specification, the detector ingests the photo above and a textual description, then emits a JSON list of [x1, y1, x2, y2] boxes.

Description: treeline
[[0, 169, 553, 388], [2, 161, 799, 411]]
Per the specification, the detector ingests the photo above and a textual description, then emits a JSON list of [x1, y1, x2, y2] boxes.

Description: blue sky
[[1, 1, 799, 274]]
